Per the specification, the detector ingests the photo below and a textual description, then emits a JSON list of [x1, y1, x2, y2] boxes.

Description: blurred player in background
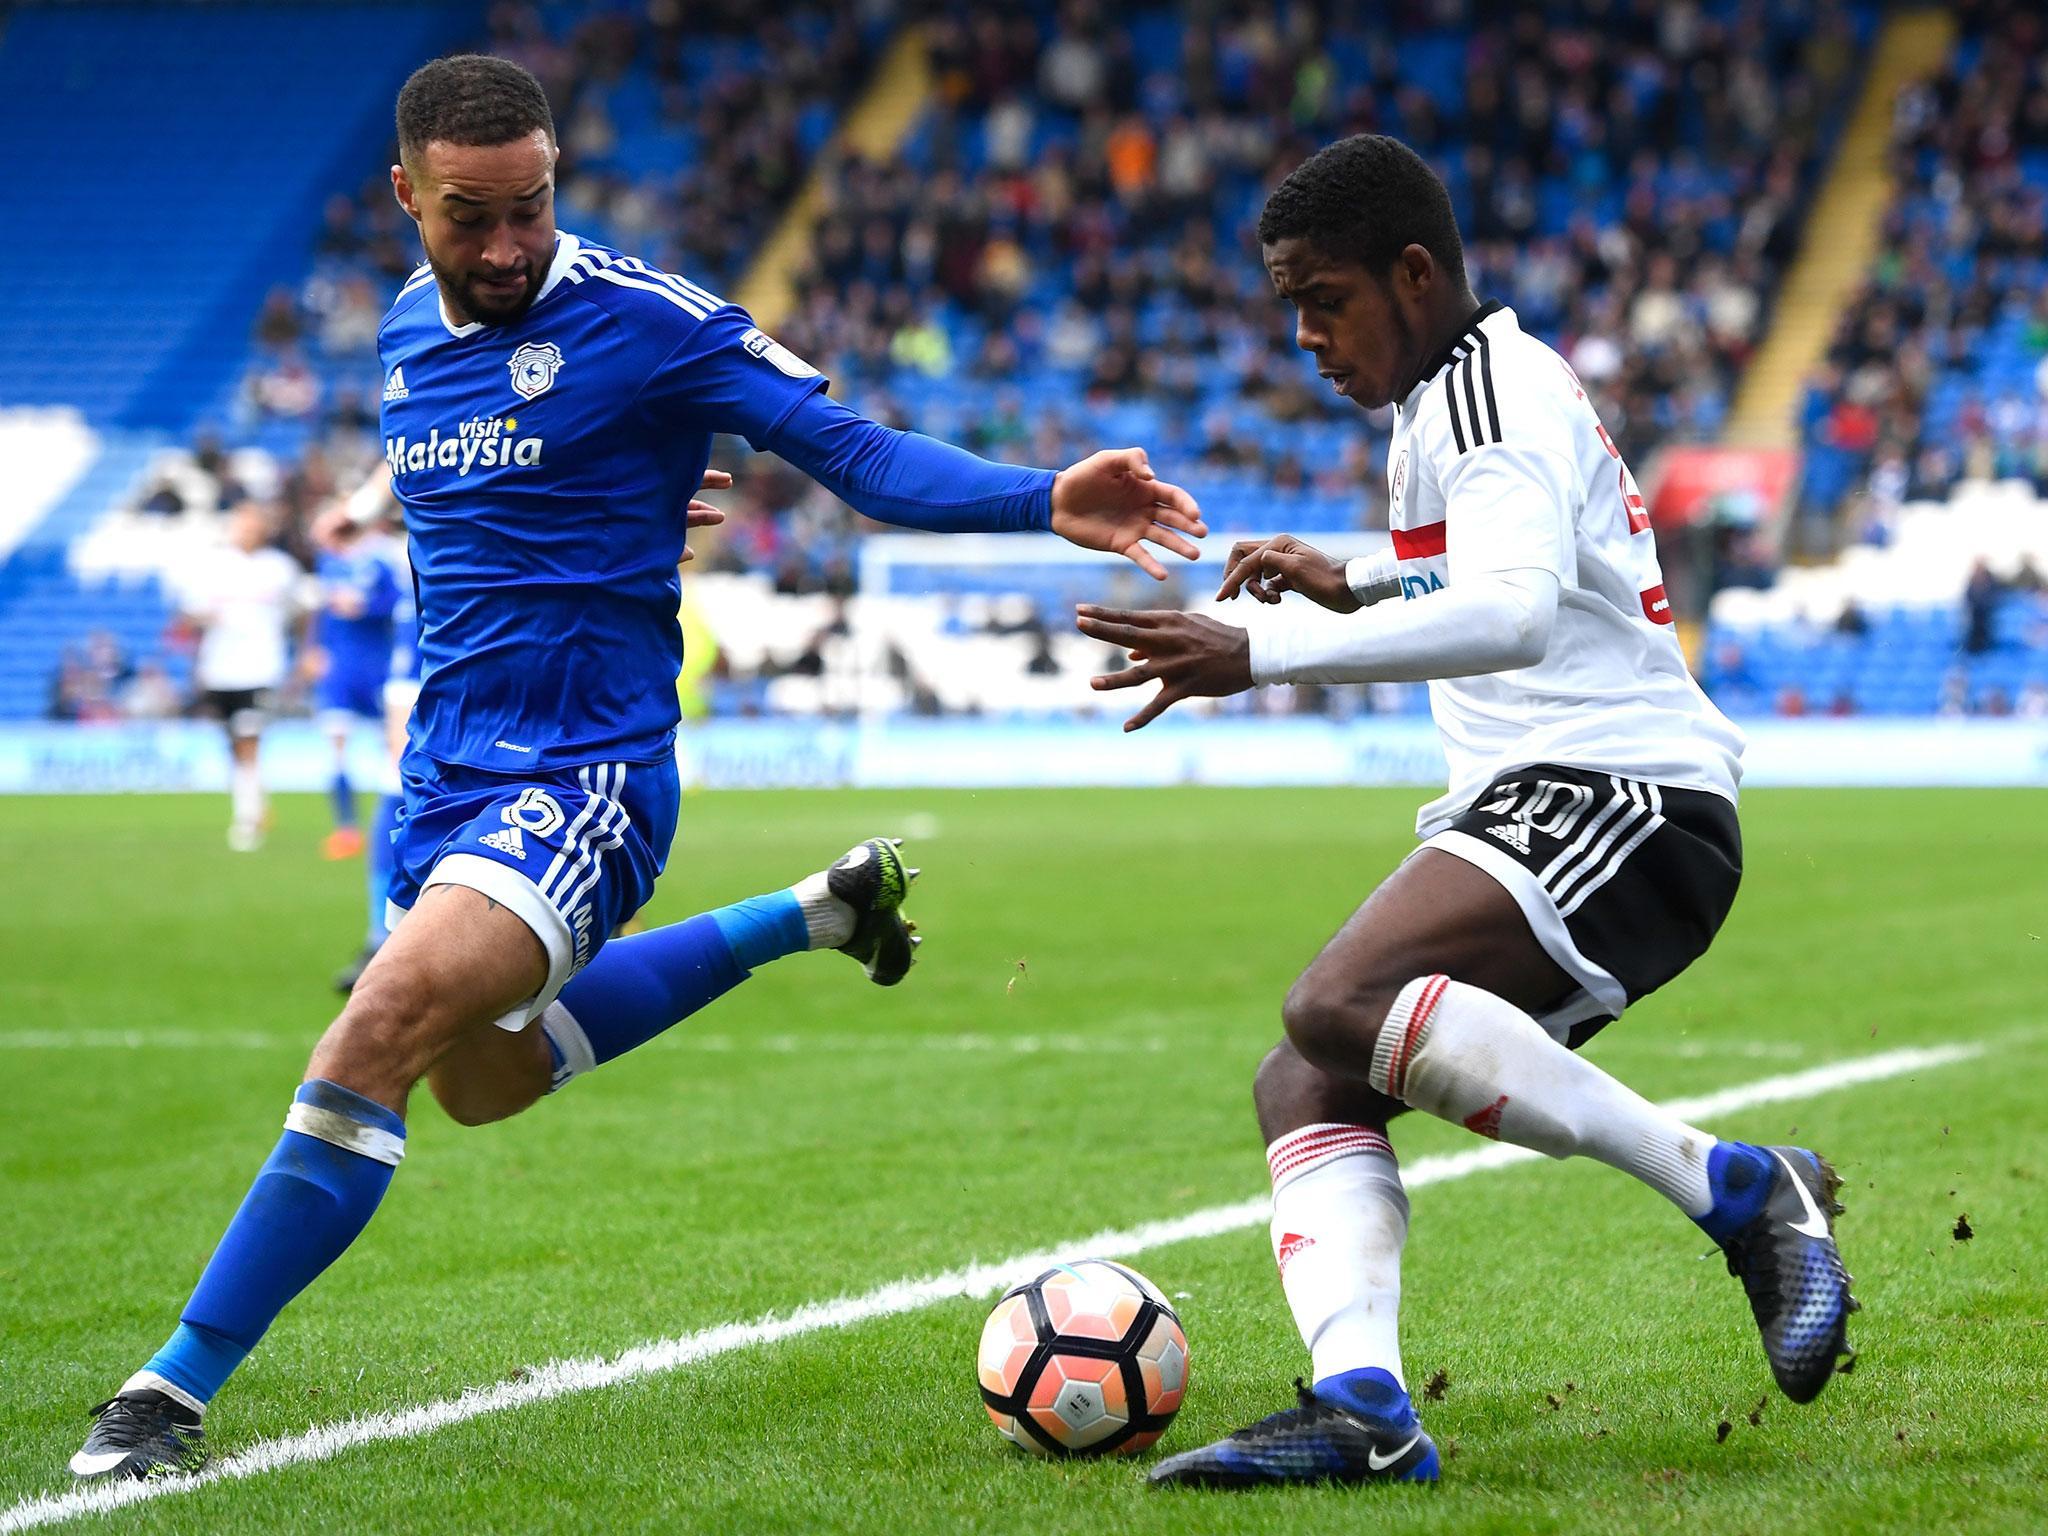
[[71, 53, 1205, 1480], [176, 501, 311, 852], [309, 481, 404, 861], [1077, 136, 1854, 1490], [313, 467, 411, 991]]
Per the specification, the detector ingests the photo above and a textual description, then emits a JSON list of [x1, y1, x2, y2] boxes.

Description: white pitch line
[[0, 1040, 1981, 1534], [7, 1030, 284, 1052], [2, 1030, 1822, 1060]]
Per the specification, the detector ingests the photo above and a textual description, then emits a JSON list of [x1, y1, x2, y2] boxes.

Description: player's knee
[[1280, 968, 1398, 1073], [312, 959, 448, 1092]]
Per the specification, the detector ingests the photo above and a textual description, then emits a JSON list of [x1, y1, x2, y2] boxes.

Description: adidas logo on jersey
[[1485, 822, 1532, 855], [479, 826, 527, 860], [382, 366, 409, 402]]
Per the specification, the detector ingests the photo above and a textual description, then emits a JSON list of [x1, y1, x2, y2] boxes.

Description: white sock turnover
[[1369, 974, 1716, 1217], [1267, 1123, 1409, 1387], [789, 871, 854, 949]]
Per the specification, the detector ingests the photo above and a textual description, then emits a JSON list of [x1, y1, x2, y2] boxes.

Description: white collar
[[437, 232, 585, 339]]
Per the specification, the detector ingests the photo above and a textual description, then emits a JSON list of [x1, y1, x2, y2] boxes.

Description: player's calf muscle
[[1253, 1039, 1406, 1140]]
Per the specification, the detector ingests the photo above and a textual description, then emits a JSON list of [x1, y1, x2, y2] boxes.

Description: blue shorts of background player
[[316, 663, 386, 724], [385, 749, 681, 1031]]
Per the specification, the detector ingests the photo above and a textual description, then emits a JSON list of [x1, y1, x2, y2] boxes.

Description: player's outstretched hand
[[1077, 604, 1252, 731], [1216, 534, 1359, 611], [1050, 448, 1207, 580], [682, 468, 732, 566], [308, 502, 359, 554]]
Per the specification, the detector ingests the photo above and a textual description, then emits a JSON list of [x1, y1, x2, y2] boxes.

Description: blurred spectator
[[1963, 559, 2005, 653], [121, 660, 185, 721]]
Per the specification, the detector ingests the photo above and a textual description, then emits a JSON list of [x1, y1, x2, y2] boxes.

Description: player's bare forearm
[[1076, 605, 1252, 731]]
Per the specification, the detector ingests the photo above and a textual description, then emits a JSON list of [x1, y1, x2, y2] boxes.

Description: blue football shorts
[[386, 749, 681, 1031], [317, 660, 388, 726]]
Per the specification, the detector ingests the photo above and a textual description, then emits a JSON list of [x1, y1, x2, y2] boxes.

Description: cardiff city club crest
[[507, 341, 564, 401]]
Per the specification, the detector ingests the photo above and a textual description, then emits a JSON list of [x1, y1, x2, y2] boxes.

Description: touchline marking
[[0, 1040, 1981, 1533], [6, 1030, 283, 1052], [3, 1030, 1834, 1061]]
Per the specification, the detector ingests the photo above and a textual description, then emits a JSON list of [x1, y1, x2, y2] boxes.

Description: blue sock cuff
[[1313, 1366, 1415, 1425], [710, 890, 810, 973], [1697, 1140, 1774, 1244], [146, 1322, 248, 1407], [294, 1079, 407, 1143]]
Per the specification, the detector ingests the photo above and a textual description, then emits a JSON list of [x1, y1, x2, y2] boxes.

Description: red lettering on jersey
[[1620, 464, 1651, 534], [1391, 521, 1447, 560], [1557, 357, 1587, 401], [1595, 423, 1622, 460], [1640, 584, 1673, 625]]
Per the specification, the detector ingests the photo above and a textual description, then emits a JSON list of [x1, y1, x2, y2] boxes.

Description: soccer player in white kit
[[1076, 136, 1857, 1488], [178, 502, 311, 851]]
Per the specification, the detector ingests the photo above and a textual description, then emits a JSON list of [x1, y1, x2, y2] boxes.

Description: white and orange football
[[975, 1258, 1189, 1457]]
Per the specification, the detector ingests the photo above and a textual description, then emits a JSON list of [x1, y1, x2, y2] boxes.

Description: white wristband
[[1345, 552, 1401, 606]]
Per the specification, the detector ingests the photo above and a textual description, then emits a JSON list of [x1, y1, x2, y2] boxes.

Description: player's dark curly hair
[[1257, 134, 1466, 286], [397, 54, 555, 164]]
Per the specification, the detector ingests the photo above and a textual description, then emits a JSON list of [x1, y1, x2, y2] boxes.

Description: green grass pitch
[[2, 786, 2044, 1533]]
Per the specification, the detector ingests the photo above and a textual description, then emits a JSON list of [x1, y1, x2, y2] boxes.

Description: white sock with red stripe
[[1266, 1123, 1409, 1387], [1369, 975, 1715, 1216]]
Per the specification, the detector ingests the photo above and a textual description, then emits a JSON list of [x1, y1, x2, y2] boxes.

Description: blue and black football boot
[[1148, 1368, 1439, 1489], [1699, 1142, 1856, 1403]]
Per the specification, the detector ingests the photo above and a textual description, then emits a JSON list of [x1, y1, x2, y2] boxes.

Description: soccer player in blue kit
[[71, 53, 1207, 1480], [310, 514, 403, 863]]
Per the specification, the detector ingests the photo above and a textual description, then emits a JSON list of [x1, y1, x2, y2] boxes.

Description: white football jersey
[[1387, 303, 1744, 836], [181, 544, 309, 692]]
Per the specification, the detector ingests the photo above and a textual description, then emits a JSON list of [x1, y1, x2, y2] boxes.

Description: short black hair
[[396, 54, 554, 165], [1257, 134, 1466, 285]]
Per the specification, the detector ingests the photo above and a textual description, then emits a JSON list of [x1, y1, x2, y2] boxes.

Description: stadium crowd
[[1797, 0, 2048, 542], [74, 0, 2048, 726]]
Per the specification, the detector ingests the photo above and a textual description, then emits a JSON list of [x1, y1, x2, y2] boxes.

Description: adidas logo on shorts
[[479, 826, 526, 860], [1485, 822, 1532, 854]]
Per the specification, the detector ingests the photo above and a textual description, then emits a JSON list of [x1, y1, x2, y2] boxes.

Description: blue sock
[[1313, 1366, 1416, 1426], [1694, 1141, 1776, 1244], [365, 794, 400, 946], [542, 893, 809, 1088], [329, 769, 357, 831], [709, 889, 810, 971], [138, 1081, 404, 1408]]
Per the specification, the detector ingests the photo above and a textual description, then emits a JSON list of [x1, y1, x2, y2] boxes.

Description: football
[[975, 1259, 1189, 1457]]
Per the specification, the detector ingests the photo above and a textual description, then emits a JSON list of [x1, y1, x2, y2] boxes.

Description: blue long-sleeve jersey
[[378, 232, 1054, 770]]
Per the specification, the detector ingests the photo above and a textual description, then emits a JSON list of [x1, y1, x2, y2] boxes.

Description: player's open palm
[[1216, 534, 1359, 611], [1050, 448, 1208, 579]]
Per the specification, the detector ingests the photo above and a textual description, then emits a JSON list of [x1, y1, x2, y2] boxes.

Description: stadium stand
[[9, 0, 2048, 728], [763, 0, 1876, 559], [1705, 0, 2048, 719], [1793, 0, 2047, 536], [0, 0, 877, 722]]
